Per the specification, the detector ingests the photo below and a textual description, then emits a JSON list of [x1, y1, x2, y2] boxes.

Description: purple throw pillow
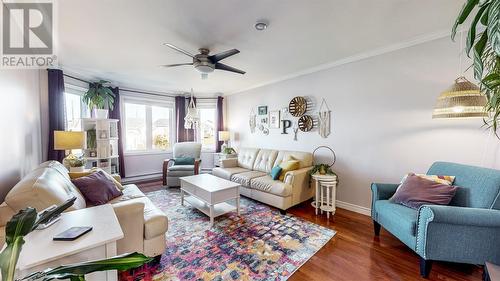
[[72, 171, 122, 205], [390, 173, 457, 209]]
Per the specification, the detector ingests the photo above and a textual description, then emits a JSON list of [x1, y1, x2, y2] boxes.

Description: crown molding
[[228, 29, 456, 95]]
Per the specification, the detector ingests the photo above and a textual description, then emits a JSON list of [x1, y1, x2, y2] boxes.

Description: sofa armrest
[[284, 167, 311, 185], [112, 201, 145, 254], [416, 205, 500, 261], [285, 167, 314, 206], [371, 183, 399, 201], [220, 158, 238, 168], [112, 174, 122, 183]]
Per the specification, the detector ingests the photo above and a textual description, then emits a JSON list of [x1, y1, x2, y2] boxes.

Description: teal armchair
[[371, 162, 500, 278]]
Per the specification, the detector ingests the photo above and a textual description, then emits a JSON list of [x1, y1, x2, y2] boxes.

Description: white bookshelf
[[82, 118, 120, 175]]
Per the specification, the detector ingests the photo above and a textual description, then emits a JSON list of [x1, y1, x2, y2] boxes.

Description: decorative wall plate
[[298, 115, 313, 132], [289, 96, 307, 117]]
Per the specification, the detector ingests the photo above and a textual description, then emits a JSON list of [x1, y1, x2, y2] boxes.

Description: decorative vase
[[70, 166, 84, 172], [93, 108, 109, 119]]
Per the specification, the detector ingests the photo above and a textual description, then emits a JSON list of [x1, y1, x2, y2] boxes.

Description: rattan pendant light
[[432, 76, 488, 119], [432, 31, 488, 119]]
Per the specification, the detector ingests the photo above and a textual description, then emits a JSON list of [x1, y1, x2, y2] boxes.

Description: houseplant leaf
[[473, 32, 488, 79], [466, 4, 489, 56], [20, 252, 153, 281], [0, 208, 37, 281], [487, 0, 500, 55], [452, 0, 480, 40]]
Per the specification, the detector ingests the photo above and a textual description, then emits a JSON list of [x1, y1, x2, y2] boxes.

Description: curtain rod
[[63, 73, 219, 100]]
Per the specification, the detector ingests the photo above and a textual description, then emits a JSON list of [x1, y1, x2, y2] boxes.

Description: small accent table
[[180, 174, 241, 227], [311, 173, 338, 219], [16, 204, 123, 281]]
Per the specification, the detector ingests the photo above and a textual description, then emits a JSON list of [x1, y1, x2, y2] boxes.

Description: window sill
[[124, 150, 172, 157]]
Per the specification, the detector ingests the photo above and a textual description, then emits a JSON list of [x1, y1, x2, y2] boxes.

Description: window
[[122, 97, 174, 153], [63, 84, 89, 131], [197, 100, 217, 151]]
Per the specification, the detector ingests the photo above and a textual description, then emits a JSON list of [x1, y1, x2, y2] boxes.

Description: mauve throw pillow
[[72, 171, 123, 205], [390, 173, 457, 209]]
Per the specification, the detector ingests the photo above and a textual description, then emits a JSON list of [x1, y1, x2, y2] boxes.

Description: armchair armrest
[[418, 205, 500, 228], [220, 158, 238, 168], [416, 205, 500, 262], [371, 183, 399, 201], [194, 159, 201, 175], [112, 200, 145, 255], [162, 159, 174, 185]]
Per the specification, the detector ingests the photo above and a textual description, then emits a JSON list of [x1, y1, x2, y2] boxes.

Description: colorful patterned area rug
[[120, 188, 335, 281]]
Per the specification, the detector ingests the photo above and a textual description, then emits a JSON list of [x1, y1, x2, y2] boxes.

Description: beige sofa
[[0, 161, 168, 257], [212, 147, 313, 210]]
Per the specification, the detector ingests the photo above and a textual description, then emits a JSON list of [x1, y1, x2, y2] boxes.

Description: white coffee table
[[16, 204, 124, 281], [180, 174, 241, 227]]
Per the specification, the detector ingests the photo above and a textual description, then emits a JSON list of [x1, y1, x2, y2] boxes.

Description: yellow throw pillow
[[279, 160, 300, 181], [69, 168, 124, 191]]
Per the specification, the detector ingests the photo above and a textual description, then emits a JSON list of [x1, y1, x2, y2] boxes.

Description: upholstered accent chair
[[371, 162, 500, 278], [162, 142, 202, 187]]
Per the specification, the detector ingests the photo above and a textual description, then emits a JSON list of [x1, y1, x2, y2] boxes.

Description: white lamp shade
[[54, 131, 85, 150], [218, 131, 230, 141]]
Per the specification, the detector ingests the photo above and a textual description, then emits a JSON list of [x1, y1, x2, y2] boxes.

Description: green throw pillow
[[174, 157, 195, 165], [270, 166, 282, 180]]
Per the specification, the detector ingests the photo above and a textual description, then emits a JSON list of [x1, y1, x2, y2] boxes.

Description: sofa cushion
[[374, 200, 417, 248], [237, 148, 260, 169], [250, 175, 292, 197], [230, 171, 266, 186], [278, 160, 300, 181], [212, 167, 250, 180], [5, 166, 87, 212], [72, 171, 123, 206], [252, 149, 278, 173], [273, 150, 313, 169]]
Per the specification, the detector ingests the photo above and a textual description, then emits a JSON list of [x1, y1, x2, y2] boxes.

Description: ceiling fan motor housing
[[193, 50, 215, 73]]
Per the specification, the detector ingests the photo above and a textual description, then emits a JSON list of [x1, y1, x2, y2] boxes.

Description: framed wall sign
[[269, 110, 281, 129], [258, 106, 268, 115]]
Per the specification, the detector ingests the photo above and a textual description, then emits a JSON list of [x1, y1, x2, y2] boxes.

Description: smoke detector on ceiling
[[255, 20, 268, 31]]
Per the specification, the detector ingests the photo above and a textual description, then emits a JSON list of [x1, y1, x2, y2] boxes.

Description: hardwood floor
[[136, 181, 483, 281]]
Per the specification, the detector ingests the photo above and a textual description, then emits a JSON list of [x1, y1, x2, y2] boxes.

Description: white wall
[[0, 70, 46, 201], [226, 37, 500, 210]]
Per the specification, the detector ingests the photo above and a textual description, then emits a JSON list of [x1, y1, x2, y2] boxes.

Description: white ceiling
[[58, 0, 463, 96]]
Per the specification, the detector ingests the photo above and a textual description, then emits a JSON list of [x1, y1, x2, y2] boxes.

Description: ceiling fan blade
[[209, 49, 240, 62], [160, 63, 193, 68], [215, 62, 246, 74], [163, 43, 195, 58]]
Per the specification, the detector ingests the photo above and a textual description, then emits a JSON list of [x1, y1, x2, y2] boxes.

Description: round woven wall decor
[[289, 96, 307, 117], [298, 115, 313, 132]]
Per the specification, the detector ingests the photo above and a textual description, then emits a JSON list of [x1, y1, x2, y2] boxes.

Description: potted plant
[[83, 80, 116, 119], [65, 156, 86, 172], [309, 164, 336, 176], [222, 147, 236, 155], [87, 129, 97, 157], [0, 201, 151, 281], [452, 0, 500, 133]]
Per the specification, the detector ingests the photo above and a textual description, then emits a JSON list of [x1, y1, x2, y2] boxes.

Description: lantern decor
[[184, 88, 200, 129]]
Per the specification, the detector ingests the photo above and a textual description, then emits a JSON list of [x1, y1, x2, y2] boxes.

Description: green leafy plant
[[0, 203, 151, 281], [86, 129, 96, 150], [309, 164, 336, 176], [222, 147, 236, 155], [66, 157, 86, 168], [452, 0, 500, 133], [83, 80, 116, 110]]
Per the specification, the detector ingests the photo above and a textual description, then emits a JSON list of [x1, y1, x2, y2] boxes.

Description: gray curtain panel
[[215, 96, 224, 152], [108, 87, 126, 178]]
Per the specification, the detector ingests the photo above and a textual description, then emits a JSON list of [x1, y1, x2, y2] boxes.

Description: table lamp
[[54, 131, 86, 172], [218, 131, 230, 152]]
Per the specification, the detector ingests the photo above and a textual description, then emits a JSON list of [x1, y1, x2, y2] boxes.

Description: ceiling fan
[[161, 43, 246, 79]]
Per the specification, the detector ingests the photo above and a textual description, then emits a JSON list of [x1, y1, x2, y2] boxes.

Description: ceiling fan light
[[432, 77, 488, 119], [195, 65, 214, 74]]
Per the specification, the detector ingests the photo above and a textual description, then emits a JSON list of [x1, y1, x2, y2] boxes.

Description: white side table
[[16, 204, 124, 281], [311, 173, 338, 219]]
